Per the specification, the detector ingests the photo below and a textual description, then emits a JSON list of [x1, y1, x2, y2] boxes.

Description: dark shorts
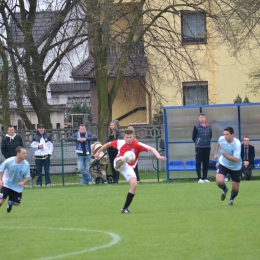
[[217, 164, 241, 183], [0, 186, 22, 204]]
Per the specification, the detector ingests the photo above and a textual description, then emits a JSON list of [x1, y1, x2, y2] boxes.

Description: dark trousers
[[108, 148, 120, 183], [195, 147, 211, 180], [35, 156, 51, 186], [242, 162, 253, 180]]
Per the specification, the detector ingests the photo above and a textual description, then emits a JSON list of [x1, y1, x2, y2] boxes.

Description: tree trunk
[[0, 41, 10, 131], [95, 66, 111, 143]]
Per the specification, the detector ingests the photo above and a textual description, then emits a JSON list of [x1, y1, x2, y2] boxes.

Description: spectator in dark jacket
[[106, 121, 122, 183], [241, 136, 255, 180], [1, 125, 23, 159], [68, 124, 97, 185], [192, 113, 212, 183]]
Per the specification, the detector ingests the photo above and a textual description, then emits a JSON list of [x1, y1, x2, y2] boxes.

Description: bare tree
[[214, 0, 260, 94], [0, 0, 88, 128], [83, 0, 219, 141]]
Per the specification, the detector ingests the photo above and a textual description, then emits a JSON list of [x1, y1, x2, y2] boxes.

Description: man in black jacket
[[241, 136, 255, 180], [1, 125, 23, 159], [192, 113, 212, 183]]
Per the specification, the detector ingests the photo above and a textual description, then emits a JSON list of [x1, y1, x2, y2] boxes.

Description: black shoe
[[121, 208, 131, 214], [229, 200, 234, 206], [220, 188, 228, 201], [7, 202, 13, 213]]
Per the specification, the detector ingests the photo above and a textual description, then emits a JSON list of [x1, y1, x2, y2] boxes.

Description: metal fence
[[0, 125, 164, 186]]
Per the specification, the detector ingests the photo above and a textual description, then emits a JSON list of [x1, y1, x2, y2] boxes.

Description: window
[[183, 82, 208, 105], [181, 12, 207, 44], [66, 96, 91, 108]]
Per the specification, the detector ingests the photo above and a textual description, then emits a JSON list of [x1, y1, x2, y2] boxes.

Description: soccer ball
[[124, 151, 136, 163]]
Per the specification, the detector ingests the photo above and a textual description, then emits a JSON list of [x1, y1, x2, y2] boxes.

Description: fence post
[[61, 140, 65, 186], [156, 136, 160, 182]]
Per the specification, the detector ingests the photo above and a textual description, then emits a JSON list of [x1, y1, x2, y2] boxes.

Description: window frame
[[183, 81, 208, 106], [181, 11, 207, 44]]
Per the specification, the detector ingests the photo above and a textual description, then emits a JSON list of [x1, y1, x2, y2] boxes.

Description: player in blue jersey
[[214, 127, 242, 205], [0, 146, 30, 213]]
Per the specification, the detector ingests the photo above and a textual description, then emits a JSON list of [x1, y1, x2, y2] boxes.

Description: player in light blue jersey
[[214, 127, 242, 206], [0, 146, 30, 213]]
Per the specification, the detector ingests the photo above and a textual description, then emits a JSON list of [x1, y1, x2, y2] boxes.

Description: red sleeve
[[110, 140, 118, 149]]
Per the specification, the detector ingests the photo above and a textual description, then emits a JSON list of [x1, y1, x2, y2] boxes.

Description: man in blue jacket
[[68, 124, 97, 185], [192, 113, 212, 183]]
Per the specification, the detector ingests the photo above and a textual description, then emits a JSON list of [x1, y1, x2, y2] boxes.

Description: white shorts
[[114, 157, 136, 181]]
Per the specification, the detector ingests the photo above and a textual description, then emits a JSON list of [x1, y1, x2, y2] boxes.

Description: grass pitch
[[1, 180, 260, 260]]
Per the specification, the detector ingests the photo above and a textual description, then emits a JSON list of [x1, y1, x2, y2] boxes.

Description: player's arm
[[18, 177, 30, 187], [214, 143, 220, 160], [221, 141, 241, 162], [94, 142, 111, 159], [0, 171, 3, 187], [220, 150, 239, 162], [148, 147, 167, 162]]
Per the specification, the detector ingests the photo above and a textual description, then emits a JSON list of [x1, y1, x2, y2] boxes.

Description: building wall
[[143, 2, 260, 116], [0, 110, 65, 131], [109, 77, 147, 126]]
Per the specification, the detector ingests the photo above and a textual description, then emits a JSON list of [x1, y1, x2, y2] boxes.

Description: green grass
[[1, 181, 260, 260]]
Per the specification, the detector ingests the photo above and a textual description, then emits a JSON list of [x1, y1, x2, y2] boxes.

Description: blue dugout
[[163, 103, 260, 181]]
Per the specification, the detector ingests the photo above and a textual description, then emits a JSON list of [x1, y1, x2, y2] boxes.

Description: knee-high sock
[[218, 183, 228, 193], [230, 190, 238, 200], [123, 192, 135, 209]]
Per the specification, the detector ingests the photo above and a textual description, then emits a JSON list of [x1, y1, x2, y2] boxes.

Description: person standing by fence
[[30, 124, 53, 187], [106, 121, 122, 183], [68, 124, 97, 185], [192, 113, 212, 183], [1, 125, 23, 159]]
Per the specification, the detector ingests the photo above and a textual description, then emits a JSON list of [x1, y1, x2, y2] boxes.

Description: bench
[[168, 160, 217, 171]]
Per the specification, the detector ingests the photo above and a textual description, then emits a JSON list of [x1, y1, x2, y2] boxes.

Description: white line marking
[[0, 226, 121, 260]]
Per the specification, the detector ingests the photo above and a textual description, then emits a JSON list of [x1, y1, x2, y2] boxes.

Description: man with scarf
[[192, 113, 212, 183], [68, 124, 97, 185], [1, 125, 23, 159]]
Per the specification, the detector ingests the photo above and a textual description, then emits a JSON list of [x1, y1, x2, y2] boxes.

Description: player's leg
[[114, 156, 125, 170], [0, 186, 9, 207], [6, 189, 22, 213], [118, 163, 137, 213], [228, 169, 241, 205], [216, 164, 229, 201]]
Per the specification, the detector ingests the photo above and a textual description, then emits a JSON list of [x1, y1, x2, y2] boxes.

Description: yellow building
[[77, 1, 260, 126], [110, 1, 260, 125], [144, 1, 260, 119]]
